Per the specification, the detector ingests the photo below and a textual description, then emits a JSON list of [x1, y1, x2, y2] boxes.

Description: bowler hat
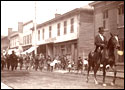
[[98, 27, 104, 32]]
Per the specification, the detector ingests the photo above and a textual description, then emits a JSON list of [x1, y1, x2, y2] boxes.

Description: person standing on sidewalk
[[77, 57, 83, 74]]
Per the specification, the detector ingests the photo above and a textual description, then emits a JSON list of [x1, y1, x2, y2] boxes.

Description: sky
[[1, 1, 93, 36]]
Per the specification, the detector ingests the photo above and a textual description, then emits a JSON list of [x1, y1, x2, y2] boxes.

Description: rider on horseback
[[94, 27, 107, 61]]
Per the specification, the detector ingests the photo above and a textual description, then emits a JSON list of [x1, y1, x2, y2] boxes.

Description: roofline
[[89, 1, 103, 6], [31, 7, 93, 30], [23, 20, 33, 26], [1, 36, 8, 39], [9, 32, 19, 38]]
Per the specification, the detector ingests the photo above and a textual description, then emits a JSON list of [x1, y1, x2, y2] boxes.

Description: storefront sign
[[45, 37, 56, 43]]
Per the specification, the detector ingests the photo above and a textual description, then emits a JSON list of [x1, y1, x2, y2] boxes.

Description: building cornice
[[31, 8, 93, 30]]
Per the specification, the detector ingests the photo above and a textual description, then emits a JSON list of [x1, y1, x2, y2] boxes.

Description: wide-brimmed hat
[[98, 27, 104, 33]]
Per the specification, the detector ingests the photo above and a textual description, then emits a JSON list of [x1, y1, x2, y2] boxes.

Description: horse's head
[[108, 33, 120, 50]]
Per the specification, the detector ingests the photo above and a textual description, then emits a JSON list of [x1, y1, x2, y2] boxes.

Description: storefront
[[54, 39, 78, 63]]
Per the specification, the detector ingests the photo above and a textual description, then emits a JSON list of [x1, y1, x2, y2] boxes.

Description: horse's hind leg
[[110, 65, 117, 86], [102, 63, 107, 86]]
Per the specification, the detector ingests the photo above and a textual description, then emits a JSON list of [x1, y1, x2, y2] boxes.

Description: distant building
[[1, 36, 9, 52], [8, 22, 23, 54], [22, 20, 33, 51], [31, 7, 94, 64], [89, 1, 124, 62]]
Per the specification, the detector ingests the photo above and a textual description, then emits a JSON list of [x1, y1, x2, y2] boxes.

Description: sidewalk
[[1, 82, 12, 89], [54, 69, 124, 79]]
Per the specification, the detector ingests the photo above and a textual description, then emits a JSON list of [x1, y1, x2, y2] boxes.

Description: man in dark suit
[[94, 27, 107, 53], [9, 51, 18, 71]]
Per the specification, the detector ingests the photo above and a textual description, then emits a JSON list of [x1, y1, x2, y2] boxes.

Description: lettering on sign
[[45, 37, 56, 43]]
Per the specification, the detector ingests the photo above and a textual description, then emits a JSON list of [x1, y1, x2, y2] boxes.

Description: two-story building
[[22, 20, 33, 51], [8, 22, 23, 54], [89, 1, 124, 62], [31, 7, 94, 64]]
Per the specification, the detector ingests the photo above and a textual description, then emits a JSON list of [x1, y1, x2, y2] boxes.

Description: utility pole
[[34, 1, 37, 55]]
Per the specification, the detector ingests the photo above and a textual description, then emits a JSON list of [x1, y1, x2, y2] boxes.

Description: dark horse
[[86, 33, 120, 86]]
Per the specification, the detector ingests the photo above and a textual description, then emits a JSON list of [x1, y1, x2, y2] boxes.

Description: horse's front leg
[[94, 64, 100, 85], [110, 65, 117, 86], [86, 64, 91, 83]]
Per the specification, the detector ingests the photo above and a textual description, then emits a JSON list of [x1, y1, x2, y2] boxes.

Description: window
[[42, 29, 44, 40], [29, 34, 32, 43], [38, 30, 40, 41], [70, 18, 74, 33], [49, 26, 52, 38], [64, 21, 67, 34], [27, 35, 29, 44], [118, 4, 124, 15], [103, 10, 108, 19], [23, 37, 25, 45], [57, 23, 60, 36], [25, 36, 26, 45], [103, 20, 106, 29]]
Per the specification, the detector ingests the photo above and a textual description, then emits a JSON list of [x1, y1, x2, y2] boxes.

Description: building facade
[[89, 1, 124, 62], [8, 22, 23, 54], [22, 20, 33, 51], [1, 36, 9, 52], [32, 7, 94, 64]]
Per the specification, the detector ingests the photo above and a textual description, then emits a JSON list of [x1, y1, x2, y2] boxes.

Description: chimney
[[8, 28, 12, 36], [18, 22, 23, 33], [55, 13, 61, 18]]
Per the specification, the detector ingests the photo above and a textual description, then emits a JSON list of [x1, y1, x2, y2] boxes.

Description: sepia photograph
[[1, 1, 124, 89]]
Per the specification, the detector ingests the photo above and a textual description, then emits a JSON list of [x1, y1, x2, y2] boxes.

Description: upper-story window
[[103, 10, 108, 29], [25, 36, 27, 45], [64, 21, 67, 34], [38, 30, 40, 41], [118, 3, 124, 15], [23, 36, 25, 45], [42, 29, 44, 40], [27, 35, 29, 44], [29, 34, 32, 43], [70, 18, 74, 33], [49, 26, 52, 38], [103, 10, 108, 19], [57, 23, 60, 36]]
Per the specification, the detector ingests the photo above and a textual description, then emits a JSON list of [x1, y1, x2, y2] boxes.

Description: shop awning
[[21, 46, 38, 54]]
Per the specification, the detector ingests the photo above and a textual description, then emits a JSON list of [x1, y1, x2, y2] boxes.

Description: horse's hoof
[[95, 81, 98, 85], [86, 79, 88, 83], [111, 82, 115, 86], [102, 83, 107, 86]]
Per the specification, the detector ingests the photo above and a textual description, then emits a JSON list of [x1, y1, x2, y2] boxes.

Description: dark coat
[[94, 34, 107, 52], [9, 53, 18, 66]]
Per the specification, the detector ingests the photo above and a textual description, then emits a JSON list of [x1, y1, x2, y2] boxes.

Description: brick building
[[89, 1, 124, 62], [31, 7, 94, 64]]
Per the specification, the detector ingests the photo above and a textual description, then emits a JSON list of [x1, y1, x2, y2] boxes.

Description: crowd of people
[[1, 51, 87, 73]]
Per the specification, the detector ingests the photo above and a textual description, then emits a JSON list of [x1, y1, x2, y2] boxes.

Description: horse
[[86, 33, 120, 86]]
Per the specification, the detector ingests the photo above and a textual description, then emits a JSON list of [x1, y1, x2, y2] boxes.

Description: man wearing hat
[[94, 27, 107, 53]]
